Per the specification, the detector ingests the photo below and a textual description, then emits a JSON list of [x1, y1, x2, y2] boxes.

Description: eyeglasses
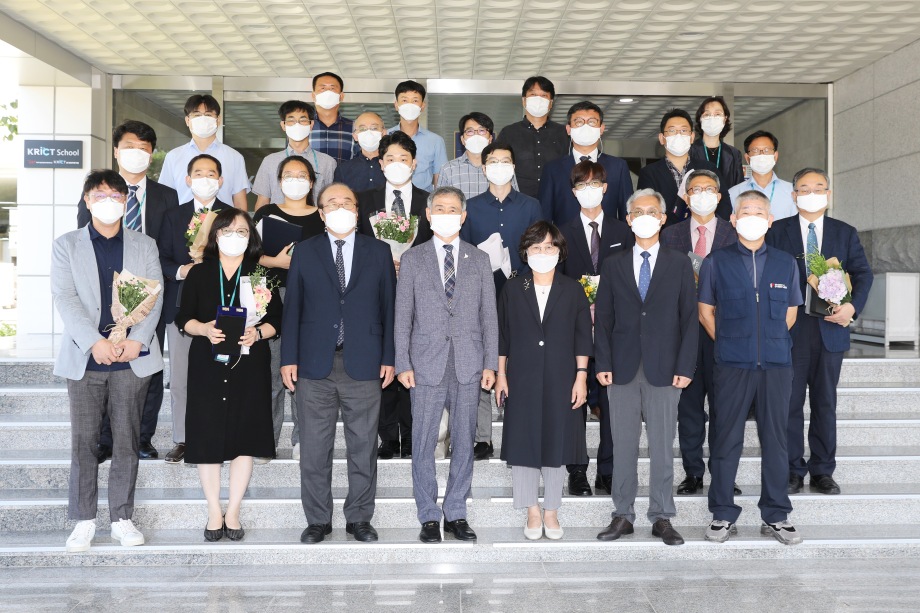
[[218, 228, 249, 238], [574, 180, 603, 191], [284, 118, 312, 126], [571, 118, 601, 128], [663, 128, 692, 136], [188, 111, 218, 119], [700, 112, 725, 120], [795, 187, 828, 195], [322, 200, 357, 212], [688, 186, 718, 195], [88, 192, 126, 203], [484, 159, 512, 166], [527, 245, 559, 255], [282, 173, 310, 181], [355, 125, 384, 133], [628, 209, 661, 219], [748, 147, 776, 156], [463, 127, 490, 137]]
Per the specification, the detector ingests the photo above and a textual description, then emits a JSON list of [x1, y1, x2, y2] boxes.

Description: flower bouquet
[[804, 253, 853, 319], [239, 265, 279, 355], [106, 269, 162, 345], [185, 208, 218, 263], [580, 274, 600, 325], [371, 211, 418, 262]]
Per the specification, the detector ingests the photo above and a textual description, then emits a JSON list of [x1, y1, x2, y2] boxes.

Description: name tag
[[770, 283, 787, 289]]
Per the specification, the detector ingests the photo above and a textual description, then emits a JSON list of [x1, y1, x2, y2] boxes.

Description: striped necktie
[[124, 185, 141, 231], [443, 244, 455, 309]]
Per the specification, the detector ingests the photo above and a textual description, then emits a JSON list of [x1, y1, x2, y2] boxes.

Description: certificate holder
[[213, 306, 247, 361]]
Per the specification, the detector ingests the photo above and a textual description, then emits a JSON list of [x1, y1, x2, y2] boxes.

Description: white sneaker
[[704, 519, 737, 543], [292, 443, 300, 461], [65, 520, 96, 553], [761, 520, 803, 545], [111, 518, 145, 547]]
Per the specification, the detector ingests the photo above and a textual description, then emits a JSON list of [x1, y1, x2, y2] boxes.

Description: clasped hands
[[90, 339, 143, 365]]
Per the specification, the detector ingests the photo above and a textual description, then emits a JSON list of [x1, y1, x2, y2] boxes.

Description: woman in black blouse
[[175, 208, 281, 542]]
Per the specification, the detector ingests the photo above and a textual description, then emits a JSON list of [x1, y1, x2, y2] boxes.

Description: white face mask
[[665, 134, 692, 156], [749, 154, 776, 175], [217, 234, 249, 257], [357, 130, 382, 151], [383, 161, 413, 186], [398, 103, 422, 121], [700, 116, 725, 137], [281, 178, 311, 201], [90, 198, 124, 225], [485, 163, 514, 186], [528, 253, 559, 274], [735, 216, 769, 241], [323, 208, 357, 234], [314, 90, 340, 110], [430, 214, 463, 238], [284, 122, 311, 142], [117, 148, 151, 174], [189, 115, 218, 139], [525, 96, 550, 118], [191, 177, 220, 201], [570, 125, 601, 147], [464, 134, 489, 155], [689, 191, 719, 216], [630, 214, 662, 239], [796, 193, 828, 214], [575, 186, 603, 209]]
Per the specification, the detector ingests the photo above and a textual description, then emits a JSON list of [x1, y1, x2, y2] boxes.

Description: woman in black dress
[[252, 156, 327, 459], [495, 221, 593, 541], [175, 208, 281, 542]]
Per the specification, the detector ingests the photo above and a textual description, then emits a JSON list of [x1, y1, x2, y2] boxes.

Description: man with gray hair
[[595, 188, 699, 546], [395, 185, 498, 543]]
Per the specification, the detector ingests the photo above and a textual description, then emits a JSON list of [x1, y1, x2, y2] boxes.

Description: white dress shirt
[[632, 241, 660, 286], [535, 283, 551, 320], [799, 213, 824, 253], [573, 149, 598, 164], [433, 235, 460, 288], [580, 210, 604, 249], [689, 215, 718, 255], [327, 229, 356, 286], [384, 181, 413, 216], [175, 195, 218, 281]]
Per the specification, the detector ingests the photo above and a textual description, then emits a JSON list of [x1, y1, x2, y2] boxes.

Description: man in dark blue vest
[[698, 190, 804, 545]]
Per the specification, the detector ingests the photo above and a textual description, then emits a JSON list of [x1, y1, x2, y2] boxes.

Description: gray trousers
[[475, 389, 492, 443], [296, 351, 379, 525], [67, 369, 151, 521], [165, 322, 191, 444], [511, 465, 566, 511], [411, 346, 480, 523], [609, 365, 680, 524], [268, 287, 297, 446]]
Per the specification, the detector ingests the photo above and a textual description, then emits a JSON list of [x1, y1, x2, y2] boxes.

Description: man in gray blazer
[[395, 186, 499, 543], [51, 169, 164, 553]]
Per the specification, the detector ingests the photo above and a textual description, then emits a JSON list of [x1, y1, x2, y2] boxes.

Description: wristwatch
[[256, 326, 264, 340]]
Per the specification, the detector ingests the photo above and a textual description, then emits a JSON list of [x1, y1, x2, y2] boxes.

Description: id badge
[[215, 354, 230, 364]]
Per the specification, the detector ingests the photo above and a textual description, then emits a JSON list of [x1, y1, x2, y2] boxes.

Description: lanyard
[[288, 146, 320, 176], [704, 142, 722, 168], [750, 179, 776, 202], [219, 263, 242, 307]]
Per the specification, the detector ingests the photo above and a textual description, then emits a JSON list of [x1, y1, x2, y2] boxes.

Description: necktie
[[335, 239, 346, 346], [392, 189, 406, 218], [589, 221, 600, 273], [579, 155, 590, 163], [694, 225, 707, 257], [638, 251, 651, 301], [443, 244, 455, 310], [806, 222, 818, 276], [124, 185, 141, 231]]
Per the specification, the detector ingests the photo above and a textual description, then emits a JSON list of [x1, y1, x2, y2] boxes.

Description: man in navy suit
[[281, 183, 397, 544], [558, 160, 633, 496], [637, 109, 731, 227], [661, 169, 737, 496], [765, 168, 873, 496], [77, 120, 179, 462], [538, 101, 632, 227]]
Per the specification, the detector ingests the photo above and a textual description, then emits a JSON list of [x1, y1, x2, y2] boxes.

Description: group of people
[[51, 73, 873, 553]]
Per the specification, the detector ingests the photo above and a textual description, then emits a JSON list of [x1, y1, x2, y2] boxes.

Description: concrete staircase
[[2, 357, 920, 567]]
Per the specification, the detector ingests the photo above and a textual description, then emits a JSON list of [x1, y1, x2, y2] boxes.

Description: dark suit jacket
[[689, 140, 745, 191], [78, 179, 179, 242], [357, 185, 433, 247], [660, 217, 737, 256], [594, 246, 699, 386], [559, 214, 634, 278], [157, 199, 232, 324], [281, 232, 396, 381], [538, 153, 632, 227], [636, 158, 732, 227], [765, 215, 873, 353]]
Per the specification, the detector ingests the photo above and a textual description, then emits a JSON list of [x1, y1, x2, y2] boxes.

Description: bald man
[[333, 112, 387, 192]]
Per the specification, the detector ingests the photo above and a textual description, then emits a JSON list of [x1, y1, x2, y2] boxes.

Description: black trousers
[[567, 358, 612, 477], [677, 327, 716, 479], [100, 316, 165, 448], [378, 379, 412, 444]]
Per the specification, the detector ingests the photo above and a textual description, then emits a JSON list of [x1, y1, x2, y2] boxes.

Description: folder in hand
[[256, 215, 302, 257], [213, 306, 247, 358]]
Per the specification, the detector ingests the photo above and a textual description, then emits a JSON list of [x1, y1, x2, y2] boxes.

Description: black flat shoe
[[473, 441, 493, 461], [676, 475, 704, 495], [788, 473, 804, 495], [568, 469, 593, 496], [137, 442, 158, 459], [204, 520, 224, 542], [443, 518, 477, 541], [594, 473, 612, 495], [810, 474, 841, 495], [419, 521, 441, 543], [346, 521, 379, 542], [224, 520, 245, 541], [300, 523, 332, 544]]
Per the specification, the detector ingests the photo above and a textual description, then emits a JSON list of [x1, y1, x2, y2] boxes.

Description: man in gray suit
[[395, 186, 499, 543], [51, 169, 164, 553]]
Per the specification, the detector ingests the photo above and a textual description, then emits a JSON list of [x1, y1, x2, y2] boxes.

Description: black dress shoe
[[224, 520, 245, 541], [204, 521, 224, 542], [137, 442, 158, 459], [594, 473, 612, 495], [597, 516, 634, 541], [377, 440, 400, 460], [473, 441, 493, 461], [443, 518, 477, 541], [734, 483, 742, 495], [96, 444, 113, 464], [346, 521, 379, 542], [676, 475, 704, 495], [568, 469, 593, 496], [810, 474, 841, 495], [652, 519, 685, 546], [419, 521, 442, 543], [788, 473, 804, 494], [400, 441, 412, 459], [164, 443, 185, 464], [300, 523, 332, 544]]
